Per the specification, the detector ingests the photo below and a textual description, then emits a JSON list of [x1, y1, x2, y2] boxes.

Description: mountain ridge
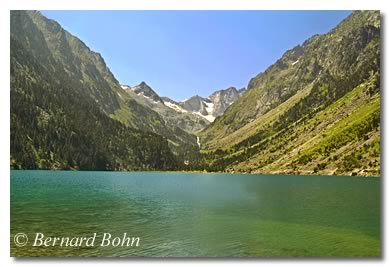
[[10, 10, 197, 170], [121, 81, 209, 134], [198, 10, 380, 176], [167, 87, 245, 122], [10, 10, 381, 176], [121, 81, 245, 125]]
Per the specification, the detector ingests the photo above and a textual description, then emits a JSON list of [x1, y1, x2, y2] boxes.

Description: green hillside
[[198, 11, 380, 176], [10, 11, 381, 175], [10, 10, 187, 170]]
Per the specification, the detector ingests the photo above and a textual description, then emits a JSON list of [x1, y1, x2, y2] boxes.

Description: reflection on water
[[11, 171, 380, 256]]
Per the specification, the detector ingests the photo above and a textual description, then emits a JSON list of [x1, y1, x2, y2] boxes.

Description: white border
[[1, 0, 388, 266], [0, 0, 385, 10]]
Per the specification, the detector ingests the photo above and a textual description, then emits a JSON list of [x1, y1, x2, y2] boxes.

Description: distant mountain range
[[121, 81, 209, 133], [10, 10, 380, 176], [122, 82, 245, 123], [168, 87, 245, 122]]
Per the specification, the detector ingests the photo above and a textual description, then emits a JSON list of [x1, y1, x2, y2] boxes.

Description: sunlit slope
[[199, 11, 380, 175]]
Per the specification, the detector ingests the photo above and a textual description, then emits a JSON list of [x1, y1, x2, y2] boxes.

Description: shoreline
[[9, 169, 380, 178]]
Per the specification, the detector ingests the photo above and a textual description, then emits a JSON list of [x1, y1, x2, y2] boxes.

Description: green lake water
[[10, 170, 381, 257]]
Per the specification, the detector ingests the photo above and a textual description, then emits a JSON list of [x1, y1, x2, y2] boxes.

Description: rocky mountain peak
[[171, 86, 245, 122], [179, 95, 210, 116], [128, 82, 164, 104], [208, 86, 243, 117]]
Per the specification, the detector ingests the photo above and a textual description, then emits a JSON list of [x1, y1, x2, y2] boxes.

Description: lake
[[10, 170, 380, 257]]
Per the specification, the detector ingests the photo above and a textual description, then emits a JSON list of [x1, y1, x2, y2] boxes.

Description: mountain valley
[[10, 10, 381, 176]]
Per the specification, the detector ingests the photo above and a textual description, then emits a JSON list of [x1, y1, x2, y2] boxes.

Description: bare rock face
[[177, 87, 245, 122], [179, 96, 210, 116], [209, 87, 244, 117]]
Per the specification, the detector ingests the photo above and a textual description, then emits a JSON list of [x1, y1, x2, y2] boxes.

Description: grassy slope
[[238, 81, 380, 176], [198, 11, 380, 176]]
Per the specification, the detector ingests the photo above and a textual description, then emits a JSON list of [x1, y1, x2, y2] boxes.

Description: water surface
[[11, 171, 380, 256]]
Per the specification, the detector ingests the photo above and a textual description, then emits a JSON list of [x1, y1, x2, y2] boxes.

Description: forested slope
[[10, 10, 181, 170]]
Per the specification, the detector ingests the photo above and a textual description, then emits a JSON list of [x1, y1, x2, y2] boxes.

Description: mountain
[[122, 82, 164, 104], [199, 11, 380, 176], [43, 11, 198, 155], [208, 87, 245, 117], [179, 95, 213, 120], [177, 87, 245, 122], [10, 10, 196, 170], [120, 82, 242, 132], [10, 10, 381, 176], [122, 82, 209, 133]]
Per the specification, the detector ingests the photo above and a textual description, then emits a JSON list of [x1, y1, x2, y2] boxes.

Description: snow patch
[[164, 101, 188, 113], [136, 93, 161, 104], [205, 101, 214, 115], [194, 111, 215, 122], [121, 85, 131, 90], [291, 59, 300, 66]]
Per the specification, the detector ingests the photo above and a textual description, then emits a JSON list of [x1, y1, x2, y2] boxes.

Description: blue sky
[[42, 10, 351, 101]]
